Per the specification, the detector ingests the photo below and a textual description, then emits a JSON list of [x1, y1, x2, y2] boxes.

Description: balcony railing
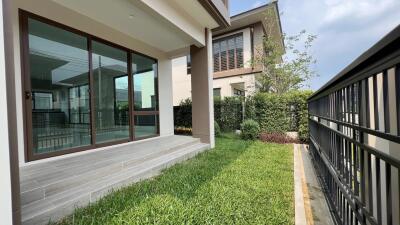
[[308, 25, 400, 225]]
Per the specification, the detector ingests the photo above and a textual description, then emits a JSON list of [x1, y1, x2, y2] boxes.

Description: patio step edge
[[20, 137, 200, 206], [21, 142, 210, 225]]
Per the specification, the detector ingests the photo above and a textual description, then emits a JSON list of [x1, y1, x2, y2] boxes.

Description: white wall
[[213, 73, 257, 97], [0, 0, 14, 223], [172, 56, 192, 105], [172, 57, 259, 105], [172, 27, 258, 105], [158, 58, 174, 137]]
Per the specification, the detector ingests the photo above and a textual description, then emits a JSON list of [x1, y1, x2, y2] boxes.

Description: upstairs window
[[213, 33, 244, 72]]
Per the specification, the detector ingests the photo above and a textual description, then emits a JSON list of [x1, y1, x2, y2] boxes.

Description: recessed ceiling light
[[129, 14, 134, 19]]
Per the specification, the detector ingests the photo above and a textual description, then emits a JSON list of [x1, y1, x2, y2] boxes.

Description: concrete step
[[20, 136, 200, 206], [21, 141, 210, 225]]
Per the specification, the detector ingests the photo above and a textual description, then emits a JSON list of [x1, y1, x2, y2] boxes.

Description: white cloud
[[278, 0, 400, 90], [322, 0, 398, 25]]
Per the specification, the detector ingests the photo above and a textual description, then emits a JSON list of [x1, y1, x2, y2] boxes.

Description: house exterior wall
[[172, 56, 192, 105], [213, 73, 257, 97], [172, 25, 262, 105], [10, 0, 176, 164], [0, 0, 16, 223]]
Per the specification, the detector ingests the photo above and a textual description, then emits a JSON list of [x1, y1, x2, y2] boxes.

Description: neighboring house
[[172, 2, 283, 105], [0, 1, 230, 224]]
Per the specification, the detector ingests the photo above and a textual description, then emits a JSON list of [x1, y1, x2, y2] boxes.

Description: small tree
[[254, 8, 317, 94]]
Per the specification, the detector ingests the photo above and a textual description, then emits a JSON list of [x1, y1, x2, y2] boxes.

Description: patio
[[20, 135, 209, 225]]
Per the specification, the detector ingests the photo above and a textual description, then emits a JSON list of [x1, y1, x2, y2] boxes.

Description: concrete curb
[[294, 144, 308, 225]]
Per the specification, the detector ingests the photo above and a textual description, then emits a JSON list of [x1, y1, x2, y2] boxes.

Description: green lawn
[[57, 135, 294, 225]]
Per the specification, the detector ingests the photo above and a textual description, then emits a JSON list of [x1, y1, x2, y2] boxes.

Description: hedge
[[175, 97, 243, 132], [173, 90, 312, 141], [245, 90, 312, 141]]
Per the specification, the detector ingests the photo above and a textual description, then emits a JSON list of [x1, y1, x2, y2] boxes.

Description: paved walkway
[[294, 144, 335, 225]]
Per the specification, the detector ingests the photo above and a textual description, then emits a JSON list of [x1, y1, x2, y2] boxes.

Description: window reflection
[[132, 53, 158, 138], [28, 18, 91, 154], [132, 54, 157, 111], [92, 41, 129, 144]]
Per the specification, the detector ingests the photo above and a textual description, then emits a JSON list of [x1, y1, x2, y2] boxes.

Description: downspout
[[250, 25, 254, 71]]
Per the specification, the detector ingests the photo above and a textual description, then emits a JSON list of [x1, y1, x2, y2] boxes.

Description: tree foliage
[[254, 9, 317, 94]]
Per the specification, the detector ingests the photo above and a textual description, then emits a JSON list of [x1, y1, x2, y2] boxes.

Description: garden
[[174, 90, 313, 143], [56, 134, 294, 225]]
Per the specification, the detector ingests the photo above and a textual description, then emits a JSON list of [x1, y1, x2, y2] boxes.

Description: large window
[[22, 12, 159, 160], [213, 33, 244, 72], [132, 53, 158, 139]]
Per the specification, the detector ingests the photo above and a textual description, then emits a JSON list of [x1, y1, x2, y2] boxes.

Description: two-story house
[[173, 1, 283, 105]]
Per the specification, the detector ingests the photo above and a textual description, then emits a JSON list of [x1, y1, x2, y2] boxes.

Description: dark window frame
[[213, 33, 244, 73]]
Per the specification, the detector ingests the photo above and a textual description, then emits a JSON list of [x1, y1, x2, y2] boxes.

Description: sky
[[230, 0, 400, 91]]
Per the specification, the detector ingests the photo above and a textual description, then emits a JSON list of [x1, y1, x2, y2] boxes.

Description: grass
[[57, 135, 294, 225]]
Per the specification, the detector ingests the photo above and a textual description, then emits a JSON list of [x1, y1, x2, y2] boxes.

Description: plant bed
[[56, 136, 294, 225], [174, 126, 192, 136], [259, 132, 301, 144]]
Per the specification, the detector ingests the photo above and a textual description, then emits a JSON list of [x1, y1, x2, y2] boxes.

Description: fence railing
[[308, 25, 400, 225]]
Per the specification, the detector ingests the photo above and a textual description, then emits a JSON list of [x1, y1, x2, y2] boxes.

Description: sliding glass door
[[22, 12, 159, 161], [26, 17, 91, 155], [92, 41, 130, 144]]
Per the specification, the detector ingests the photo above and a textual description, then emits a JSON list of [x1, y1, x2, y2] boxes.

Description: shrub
[[245, 90, 312, 142], [174, 98, 192, 128], [240, 119, 260, 140], [174, 127, 192, 136], [214, 121, 221, 137], [215, 97, 243, 131], [259, 132, 300, 144]]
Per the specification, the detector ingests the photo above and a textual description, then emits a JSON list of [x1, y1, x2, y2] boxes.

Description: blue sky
[[230, 0, 400, 91]]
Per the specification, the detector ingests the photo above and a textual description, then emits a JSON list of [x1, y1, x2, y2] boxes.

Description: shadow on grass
[[57, 136, 255, 225]]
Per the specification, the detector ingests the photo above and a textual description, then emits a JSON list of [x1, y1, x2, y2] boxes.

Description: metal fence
[[308, 26, 400, 225]]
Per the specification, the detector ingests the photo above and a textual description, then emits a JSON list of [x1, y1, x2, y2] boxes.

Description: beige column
[[0, 0, 21, 224], [190, 28, 215, 147]]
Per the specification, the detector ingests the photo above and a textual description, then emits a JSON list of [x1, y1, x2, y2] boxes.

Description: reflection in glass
[[92, 41, 129, 143], [28, 18, 91, 154], [132, 54, 157, 111], [134, 115, 158, 138]]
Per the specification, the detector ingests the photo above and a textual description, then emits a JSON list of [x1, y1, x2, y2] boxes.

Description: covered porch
[[0, 0, 230, 224]]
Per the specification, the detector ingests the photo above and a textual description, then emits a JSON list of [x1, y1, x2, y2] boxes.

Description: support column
[[158, 58, 174, 137], [190, 28, 215, 147], [0, 0, 21, 224]]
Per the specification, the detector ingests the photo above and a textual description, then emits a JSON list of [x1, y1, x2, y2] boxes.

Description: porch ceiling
[[51, 0, 218, 53]]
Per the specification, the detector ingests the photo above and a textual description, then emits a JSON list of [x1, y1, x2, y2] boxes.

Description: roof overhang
[[213, 1, 284, 49], [198, 0, 230, 30]]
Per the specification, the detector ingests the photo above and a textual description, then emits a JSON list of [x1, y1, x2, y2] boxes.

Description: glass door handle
[[25, 91, 32, 99]]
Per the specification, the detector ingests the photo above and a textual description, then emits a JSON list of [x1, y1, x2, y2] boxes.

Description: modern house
[[0, 0, 230, 224], [308, 25, 400, 225], [172, 2, 283, 105]]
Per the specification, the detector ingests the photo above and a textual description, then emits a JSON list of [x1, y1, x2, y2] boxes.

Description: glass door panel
[[27, 18, 91, 154], [92, 41, 129, 143], [132, 53, 158, 138]]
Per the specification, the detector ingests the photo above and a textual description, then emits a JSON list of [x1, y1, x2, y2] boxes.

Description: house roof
[[213, 1, 284, 49]]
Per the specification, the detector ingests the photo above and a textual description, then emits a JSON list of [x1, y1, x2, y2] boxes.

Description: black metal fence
[[308, 26, 400, 225]]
